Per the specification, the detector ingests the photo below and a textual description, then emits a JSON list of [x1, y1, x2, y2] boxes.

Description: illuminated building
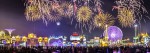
[[70, 32, 80, 46]]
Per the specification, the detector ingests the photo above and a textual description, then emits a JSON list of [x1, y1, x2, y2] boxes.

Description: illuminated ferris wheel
[[103, 26, 123, 42]]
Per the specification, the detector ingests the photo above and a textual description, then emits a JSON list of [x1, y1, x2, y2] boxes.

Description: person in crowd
[[0, 45, 149, 53]]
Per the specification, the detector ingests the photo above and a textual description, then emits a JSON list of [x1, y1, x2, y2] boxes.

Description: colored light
[[103, 26, 123, 42], [56, 22, 60, 26]]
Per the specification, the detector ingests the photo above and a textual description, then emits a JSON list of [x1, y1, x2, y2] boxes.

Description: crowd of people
[[0, 46, 150, 53]]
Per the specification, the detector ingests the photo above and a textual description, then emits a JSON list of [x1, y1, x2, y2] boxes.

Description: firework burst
[[93, 0, 103, 14], [25, 0, 50, 22], [44, 1, 62, 22], [25, 4, 42, 21], [118, 8, 135, 27], [114, 0, 148, 27], [115, 0, 147, 13], [94, 13, 114, 29], [60, 2, 73, 18], [46, 7, 62, 22], [76, 6, 92, 23]]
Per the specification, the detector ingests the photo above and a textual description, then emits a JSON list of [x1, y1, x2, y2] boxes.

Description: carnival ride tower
[[104, 25, 109, 42]]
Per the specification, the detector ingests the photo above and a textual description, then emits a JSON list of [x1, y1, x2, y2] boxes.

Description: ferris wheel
[[103, 26, 123, 42]]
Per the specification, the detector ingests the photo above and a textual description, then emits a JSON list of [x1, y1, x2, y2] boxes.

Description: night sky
[[0, 0, 150, 41]]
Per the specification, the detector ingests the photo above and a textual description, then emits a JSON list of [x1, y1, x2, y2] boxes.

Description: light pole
[[134, 24, 138, 43]]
